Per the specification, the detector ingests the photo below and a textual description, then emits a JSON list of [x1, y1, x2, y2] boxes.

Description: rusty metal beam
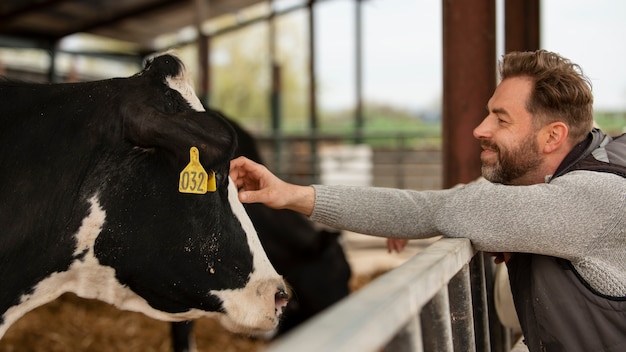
[[308, 0, 318, 133], [194, 0, 210, 107], [307, 0, 319, 184], [505, 0, 540, 53], [354, 0, 364, 143], [0, 0, 67, 24], [442, 0, 496, 188]]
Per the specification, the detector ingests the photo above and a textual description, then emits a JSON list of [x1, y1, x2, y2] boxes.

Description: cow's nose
[[275, 287, 289, 315]]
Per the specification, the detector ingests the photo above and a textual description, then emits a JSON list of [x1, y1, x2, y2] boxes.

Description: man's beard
[[480, 132, 543, 185]]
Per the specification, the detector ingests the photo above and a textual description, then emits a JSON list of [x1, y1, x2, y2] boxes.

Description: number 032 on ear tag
[[179, 147, 216, 194]]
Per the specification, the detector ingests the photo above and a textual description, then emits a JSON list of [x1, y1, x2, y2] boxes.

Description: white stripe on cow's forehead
[[209, 179, 285, 334], [226, 178, 279, 280], [165, 67, 205, 112]]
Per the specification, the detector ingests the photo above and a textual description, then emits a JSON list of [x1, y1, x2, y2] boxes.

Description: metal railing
[[265, 238, 514, 352]]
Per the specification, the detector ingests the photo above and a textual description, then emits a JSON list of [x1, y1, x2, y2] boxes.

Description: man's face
[[473, 77, 543, 185]]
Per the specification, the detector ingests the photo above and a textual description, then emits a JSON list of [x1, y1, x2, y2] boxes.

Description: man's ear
[[541, 122, 569, 154]]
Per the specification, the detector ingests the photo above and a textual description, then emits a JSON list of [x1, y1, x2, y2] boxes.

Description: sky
[[307, 0, 626, 112]]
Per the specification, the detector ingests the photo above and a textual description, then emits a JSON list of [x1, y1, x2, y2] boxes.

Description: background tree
[[176, 12, 310, 135]]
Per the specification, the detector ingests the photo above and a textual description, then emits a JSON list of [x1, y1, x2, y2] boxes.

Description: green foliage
[[205, 16, 309, 134], [594, 111, 626, 135], [210, 27, 270, 130], [320, 104, 441, 148], [185, 14, 442, 150]]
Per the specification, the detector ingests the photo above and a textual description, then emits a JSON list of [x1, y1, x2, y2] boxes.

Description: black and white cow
[[170, 118, 352, 350], [0, 53, 288, 339]]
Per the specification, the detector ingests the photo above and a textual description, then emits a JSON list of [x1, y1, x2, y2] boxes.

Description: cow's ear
[[123, 106, 237, 170]]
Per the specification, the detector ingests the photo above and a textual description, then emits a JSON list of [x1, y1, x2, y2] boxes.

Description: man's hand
[[229, 156, 315, 216], [387, 238, 409, 253]]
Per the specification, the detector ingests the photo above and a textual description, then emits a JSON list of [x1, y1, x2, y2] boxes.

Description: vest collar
[[550, 128, 607, 181]]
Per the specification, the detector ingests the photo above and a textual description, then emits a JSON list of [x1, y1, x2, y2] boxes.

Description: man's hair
[[499, 50, 594, 144]]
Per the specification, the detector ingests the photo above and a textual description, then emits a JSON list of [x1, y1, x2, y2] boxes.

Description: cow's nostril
[[275, 288, 289, 301], [275, 288, 289, 316]]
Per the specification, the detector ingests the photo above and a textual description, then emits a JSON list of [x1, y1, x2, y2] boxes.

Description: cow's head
[[90, 53, 289, 334], [0, 53, 287, 336]]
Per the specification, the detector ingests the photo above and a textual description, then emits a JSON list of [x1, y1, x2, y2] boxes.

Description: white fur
[[165, 60, 205, 112]]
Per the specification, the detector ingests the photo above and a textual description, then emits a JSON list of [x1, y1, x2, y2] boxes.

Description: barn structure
[[0, 0, 541, 188], [1, 1, 544, 351]]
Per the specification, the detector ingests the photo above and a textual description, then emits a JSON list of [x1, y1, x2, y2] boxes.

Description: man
[[230, 50, 626, 351]]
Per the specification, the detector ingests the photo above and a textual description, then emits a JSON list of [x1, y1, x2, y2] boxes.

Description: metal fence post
[[421, 288, 454, 352], [470, 252, 491, 352], [384, 315, 424, 352], [449, 264, 476, 352]]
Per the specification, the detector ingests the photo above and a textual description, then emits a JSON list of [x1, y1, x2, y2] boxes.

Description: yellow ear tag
[[179, 147, 216, 194]]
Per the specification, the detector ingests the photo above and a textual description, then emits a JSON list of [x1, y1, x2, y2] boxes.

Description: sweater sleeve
[[311, 183, 450, 238], [309, 171, 626, 261]]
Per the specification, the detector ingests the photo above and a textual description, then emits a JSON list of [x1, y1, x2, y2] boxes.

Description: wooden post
[[505, 0, 540, 53]]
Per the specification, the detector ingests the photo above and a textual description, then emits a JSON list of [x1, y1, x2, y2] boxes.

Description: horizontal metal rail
[[265, 238, 488, 352]]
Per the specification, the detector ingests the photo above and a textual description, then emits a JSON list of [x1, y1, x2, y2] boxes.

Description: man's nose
[[473, 117, 490, 140]]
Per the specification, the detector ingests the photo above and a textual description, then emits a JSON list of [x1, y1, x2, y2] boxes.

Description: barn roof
[[0, 0, 265, 53]]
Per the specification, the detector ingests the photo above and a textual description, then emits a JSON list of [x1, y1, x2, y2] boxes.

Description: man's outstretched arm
[[229, 156, 316, 216]]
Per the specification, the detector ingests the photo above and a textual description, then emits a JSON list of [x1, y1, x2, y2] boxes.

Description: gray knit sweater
[[310, 170, 626, 297]]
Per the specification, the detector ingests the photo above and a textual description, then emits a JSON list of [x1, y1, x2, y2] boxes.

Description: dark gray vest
[[507, 129, 626, 352]]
